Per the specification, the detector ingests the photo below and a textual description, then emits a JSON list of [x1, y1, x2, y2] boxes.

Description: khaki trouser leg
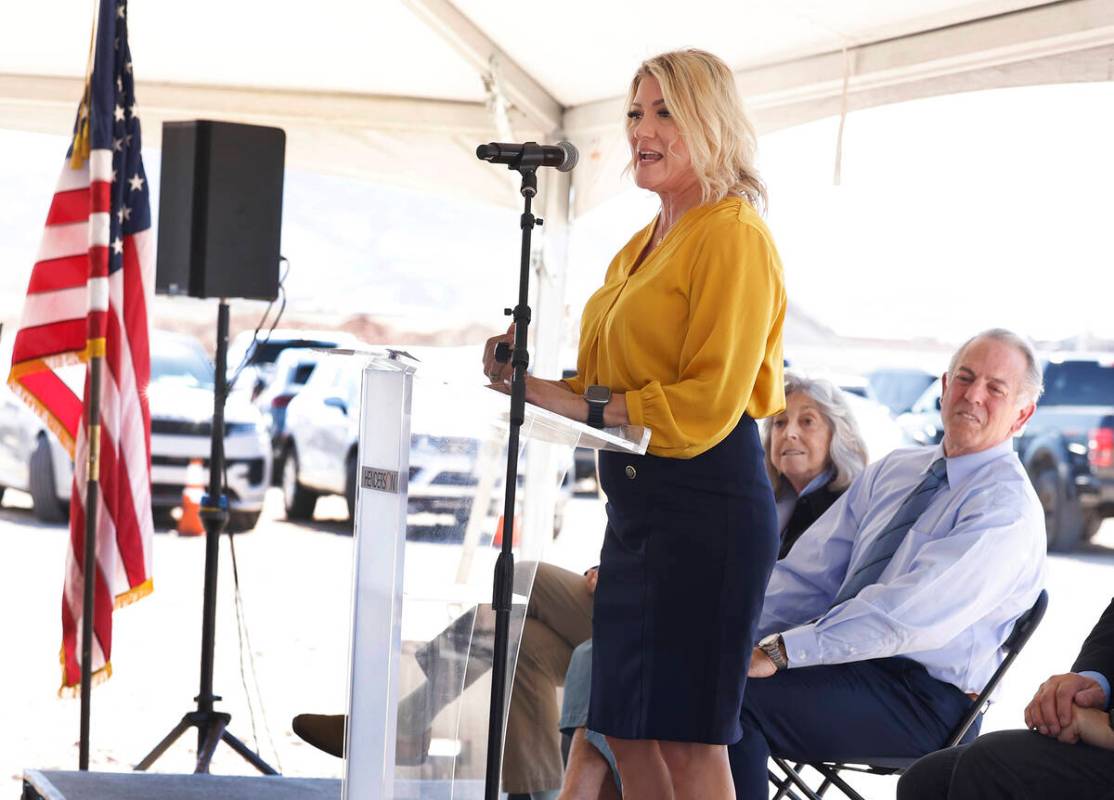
[[502, 562, 595, 793]]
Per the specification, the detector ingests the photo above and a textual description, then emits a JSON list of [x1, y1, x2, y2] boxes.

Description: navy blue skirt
[[588, 415, 779, 744]]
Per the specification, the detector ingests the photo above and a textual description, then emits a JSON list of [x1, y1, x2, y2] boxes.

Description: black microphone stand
[[135, 300, 276, 775], [483, 166, 541, 800]]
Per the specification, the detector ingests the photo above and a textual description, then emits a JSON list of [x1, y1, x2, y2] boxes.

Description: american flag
[[7, 0, 154, 691]]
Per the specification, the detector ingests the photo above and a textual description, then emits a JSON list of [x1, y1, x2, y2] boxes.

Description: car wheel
[[1034, 465, 1084, 553], [271, 438, 287, 487], [282, 446, 317, 520], [345, 451, 357, 521], [29, 436, 68, 524], [227, 510, 262, 533], [152, 507, 177, 530]]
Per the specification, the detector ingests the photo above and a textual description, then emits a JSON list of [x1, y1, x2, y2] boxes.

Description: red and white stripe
[[10, 148, 154, 690]]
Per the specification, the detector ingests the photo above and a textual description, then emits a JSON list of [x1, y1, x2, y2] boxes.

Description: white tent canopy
[[3, 0, 1113, 375], [3, 0, 1113, 213]]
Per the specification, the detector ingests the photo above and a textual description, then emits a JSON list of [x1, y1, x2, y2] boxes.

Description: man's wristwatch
[[584, 385, 612, 429], [758, 633, 788, 670]]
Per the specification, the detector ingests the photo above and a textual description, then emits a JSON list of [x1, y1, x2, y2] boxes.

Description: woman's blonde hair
[[626, 49, 767, 211]]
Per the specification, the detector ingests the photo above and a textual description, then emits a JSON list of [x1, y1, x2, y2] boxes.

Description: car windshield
[[247, 339, 337, 366], [152, 340, 214, 389], [1041, 361, 1114, 406], [870, 370, 937, 415]]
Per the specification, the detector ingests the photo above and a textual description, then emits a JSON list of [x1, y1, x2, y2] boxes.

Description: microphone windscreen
[[557, 141, 579, 172]]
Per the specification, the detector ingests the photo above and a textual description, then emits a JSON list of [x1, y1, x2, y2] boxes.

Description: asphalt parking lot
[[1, 487, 1112, 799]]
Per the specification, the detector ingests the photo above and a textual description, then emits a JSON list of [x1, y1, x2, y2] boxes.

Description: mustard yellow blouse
[[564, 197, 786, 458]]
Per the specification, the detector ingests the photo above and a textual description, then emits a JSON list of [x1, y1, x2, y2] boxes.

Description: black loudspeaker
[[155, 120, 285, 301]]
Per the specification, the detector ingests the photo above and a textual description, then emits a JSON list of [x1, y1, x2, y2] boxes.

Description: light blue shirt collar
[[776, 468, 833, 503], [935, 438, 1016, 487], [800, 468, 834, 498]]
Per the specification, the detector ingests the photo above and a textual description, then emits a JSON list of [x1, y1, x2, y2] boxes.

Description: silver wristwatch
[[758, 633, 788, 670]]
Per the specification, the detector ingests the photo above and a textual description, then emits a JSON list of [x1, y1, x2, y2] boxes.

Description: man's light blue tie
[[831, 457, 948, 607]]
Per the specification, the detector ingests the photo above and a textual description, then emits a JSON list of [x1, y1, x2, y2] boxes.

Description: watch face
[[585, 385, 611, 404]]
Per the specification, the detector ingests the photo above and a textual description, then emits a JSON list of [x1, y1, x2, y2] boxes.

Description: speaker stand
[[135, 301, 276, 775]]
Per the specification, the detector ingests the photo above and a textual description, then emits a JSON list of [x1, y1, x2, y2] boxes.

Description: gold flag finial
[[70, 0, 99, 169]]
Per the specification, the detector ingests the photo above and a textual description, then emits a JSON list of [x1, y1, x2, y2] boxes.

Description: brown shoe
[[292, 713, 346, 758]]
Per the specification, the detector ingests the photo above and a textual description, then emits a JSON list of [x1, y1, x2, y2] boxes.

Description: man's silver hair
[[947, 328, 1043, 406], [762, 372, 869, 495]]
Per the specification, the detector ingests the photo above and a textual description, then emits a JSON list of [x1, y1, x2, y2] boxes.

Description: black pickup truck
[[1021, 357, 1114, 551], [896, 355, 1114, 552]]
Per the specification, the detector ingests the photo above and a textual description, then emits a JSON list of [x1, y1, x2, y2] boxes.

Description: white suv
[[0, 331, 272, 531], [149, 332, 272, 530], [281, 348, 571, 537]]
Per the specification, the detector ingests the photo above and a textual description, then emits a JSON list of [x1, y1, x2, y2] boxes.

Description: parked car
[[280, 352, 365, 520], [895, 354, 1114, 551], [0, 331, 272, 530], [1022, 355, 1114, 551], [832, 373, 873, 401], [868, 367, 938, 416], [895, 379, 946, 447], [842, 392, 907, 463], [281, 349, 571, 536], [0, 378, 73, 522], [256, 347, 325, 474], [148, 331, 273, 531], [226, 328, 359, 398]]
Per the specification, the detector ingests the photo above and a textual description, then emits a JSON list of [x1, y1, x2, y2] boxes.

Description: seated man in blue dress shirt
[[731, 328, 1048, 798], [897, 597, 1114, 798]]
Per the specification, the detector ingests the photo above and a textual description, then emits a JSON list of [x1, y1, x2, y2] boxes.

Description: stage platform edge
[[21, 770, 341, 800]]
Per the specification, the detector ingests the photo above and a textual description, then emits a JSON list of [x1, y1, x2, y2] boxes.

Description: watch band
[[587, 400, 605, 429], [760, 634, 788, 670], [584, 385, 611, 429]]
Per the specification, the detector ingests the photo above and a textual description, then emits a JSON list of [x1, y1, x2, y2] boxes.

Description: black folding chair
[[768, 589, 1049, 800]]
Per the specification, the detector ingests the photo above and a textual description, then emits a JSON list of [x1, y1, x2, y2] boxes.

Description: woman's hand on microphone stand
[[481, 324, 514, 384]]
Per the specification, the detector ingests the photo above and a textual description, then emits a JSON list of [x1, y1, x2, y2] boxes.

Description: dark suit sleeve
[[1071, 598, 1114, 677]]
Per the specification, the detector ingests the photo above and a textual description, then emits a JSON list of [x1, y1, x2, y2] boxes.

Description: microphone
[[476, 141, 578, 173]]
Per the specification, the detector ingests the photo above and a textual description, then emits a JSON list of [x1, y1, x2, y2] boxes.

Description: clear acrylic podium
[[343, 352, 649, 799]]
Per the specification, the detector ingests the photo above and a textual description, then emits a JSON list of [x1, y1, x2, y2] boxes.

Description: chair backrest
[[944, 589, 1049, 747]]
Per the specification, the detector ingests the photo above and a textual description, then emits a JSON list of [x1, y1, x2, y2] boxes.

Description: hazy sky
[[2, 82, 1112, 349]]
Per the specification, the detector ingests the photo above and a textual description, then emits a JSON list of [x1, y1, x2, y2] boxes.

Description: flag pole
[[78, 348, 103, 770], [76, 1, 103, 769]]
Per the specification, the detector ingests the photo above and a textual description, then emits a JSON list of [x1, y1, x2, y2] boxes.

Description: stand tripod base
[[135, 710, 277, 775]]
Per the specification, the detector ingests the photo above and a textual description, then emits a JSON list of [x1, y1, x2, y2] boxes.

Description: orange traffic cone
[[492, 514, 521, 547], [178, 459, 206, 536]]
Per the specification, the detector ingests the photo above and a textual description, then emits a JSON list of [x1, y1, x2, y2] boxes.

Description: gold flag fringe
[[5, 378, 77, 458], [8, 338, 109, 460], [115, 578, 154, 610], [58, 650, 112, 698], [56, 580, 154, 696]]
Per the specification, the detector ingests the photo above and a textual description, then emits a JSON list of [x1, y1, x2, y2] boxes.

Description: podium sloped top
[[518, 401, 650, 454], [353, 353, 651, 456], [411, 373, 649, 455]]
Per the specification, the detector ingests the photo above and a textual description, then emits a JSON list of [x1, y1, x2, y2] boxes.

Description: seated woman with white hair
[[555, 372, 869, 800], [766, 372, 869, 558]]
